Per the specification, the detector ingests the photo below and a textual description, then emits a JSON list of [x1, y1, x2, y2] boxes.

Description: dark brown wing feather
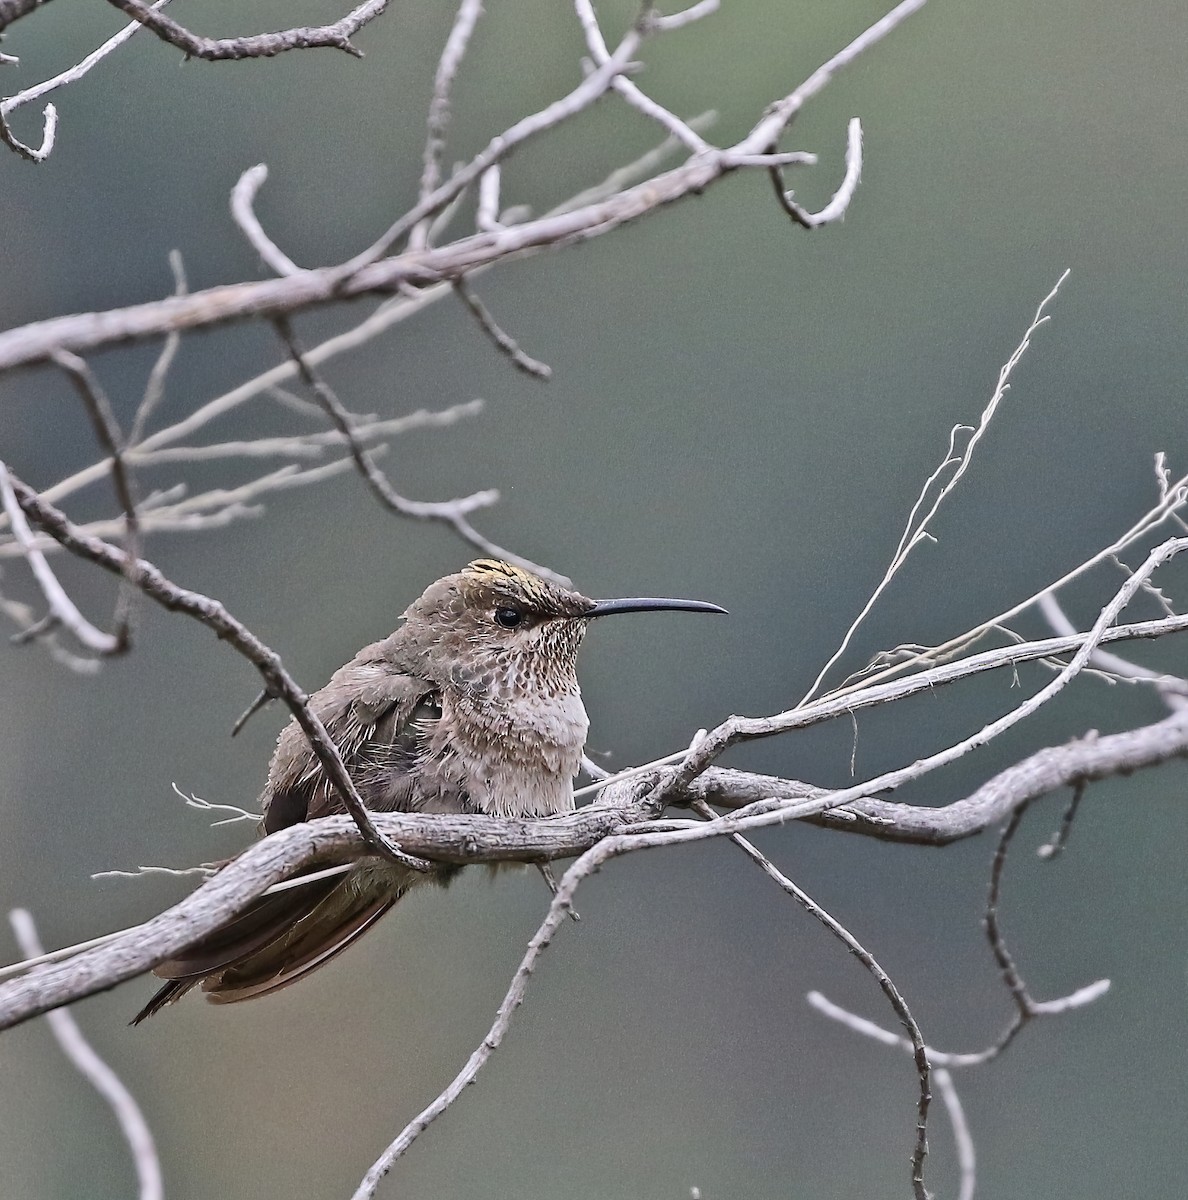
[[263, 657, 438, 831], [132, 657, 442, 1022]]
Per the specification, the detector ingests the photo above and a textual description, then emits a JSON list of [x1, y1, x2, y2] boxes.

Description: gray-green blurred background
[[1, 2, 1186, 1198]]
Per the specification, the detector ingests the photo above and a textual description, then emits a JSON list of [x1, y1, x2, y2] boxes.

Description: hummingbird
[[132, 559, 724, 1021]]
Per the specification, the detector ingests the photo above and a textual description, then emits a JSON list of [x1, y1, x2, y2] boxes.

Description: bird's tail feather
[[131, 866, 414, 1022]]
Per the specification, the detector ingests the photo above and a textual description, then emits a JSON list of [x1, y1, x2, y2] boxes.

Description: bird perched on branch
[[133, 558, 724, 1021]]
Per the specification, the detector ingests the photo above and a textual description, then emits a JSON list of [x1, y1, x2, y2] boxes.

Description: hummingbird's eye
[[493, 606, 525, 629]]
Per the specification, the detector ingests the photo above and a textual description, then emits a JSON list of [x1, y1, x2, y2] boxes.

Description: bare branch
[[1035, 781, 1085, 861], [92, 864, 214, 882], [127, 403, 483, 466], [230, 165, 301, 275], [802, 270, 1071, 704], [409, 0, 485, 251], [173, 781, 260, 826], [771, 116, 863, 227], [0, 93, 55, 159], [339, 16, 649, 274], [1038, 590, 1188, 705], [5, 470, 431, 872], [129, 250, 187, 445], [21, 111, 712, 524], [476, 166, 502, 232], [574, 0, 713, 153], [0, 682, 1175, 1029], [825, 466, 1188, 710], [651, 1, 720, 33], [0, 0, 928, 369], [0, 450, 439, 559], [0, 460, 117, 654], [748, 0, 929, 148], [0, 0, 172, 161], [692, 801, 931, 1200], [719, 150, 817, 169], [52, 351, 142, 651], [0, 582, 100, 671], [103, 0, 389, 62], [806, 796, 1110, 1102], [933, 1069, 975, 1200], [644, 537, 1188, 837], [984, 805, 1033, 1011], [272, 317, 568, 583], [453, 280, 553, 379], [9, 909, 164, 1200]]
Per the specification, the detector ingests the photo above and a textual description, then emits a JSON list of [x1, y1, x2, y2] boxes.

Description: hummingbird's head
[[398, 559, 725, 699]]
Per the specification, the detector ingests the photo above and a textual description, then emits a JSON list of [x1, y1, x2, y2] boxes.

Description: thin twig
[[934, 1068, 976, 1200], [651, 0, 720, 32], [230, 164, 301, 275], [1039, 591, 1188, 706], [574, 0, 713, 152], [337, 16, 650, 274], [807, 974, 1109, 1072], [272, 317, 568, 583], [984, 804, 1032, 1011], [129, 250, 188, 445], [0, 586, 100, 671], [52, 350, 142, 651], [127, 404, 481, 465], [9, 909, 164, 1200], [821, 466, 1188, 713], [1, 1, 177, 160], [172, 781, 261, 825], [770, 116, 863, 227], [0, 460, 118, 653], [750, 0, 929, 145], [0, 451, 420, 560], [231, 688, 273, 737], [689, 801, 932, 1200], [409, 0, 485, 251], [1036, 780, 1086, 861], [453, 280, 552, 379], [535, 861, 579, 921], [93, 864, 215, 881], [476, 166, 502, 231], [800, 269, 1071, 705]]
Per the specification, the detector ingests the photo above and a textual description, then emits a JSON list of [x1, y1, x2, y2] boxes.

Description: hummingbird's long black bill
[[588, 596, 728, 617]]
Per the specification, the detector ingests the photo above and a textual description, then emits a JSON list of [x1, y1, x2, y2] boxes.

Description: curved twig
[[9, 909, 164, 1200], [103, 0, 388, 61]]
